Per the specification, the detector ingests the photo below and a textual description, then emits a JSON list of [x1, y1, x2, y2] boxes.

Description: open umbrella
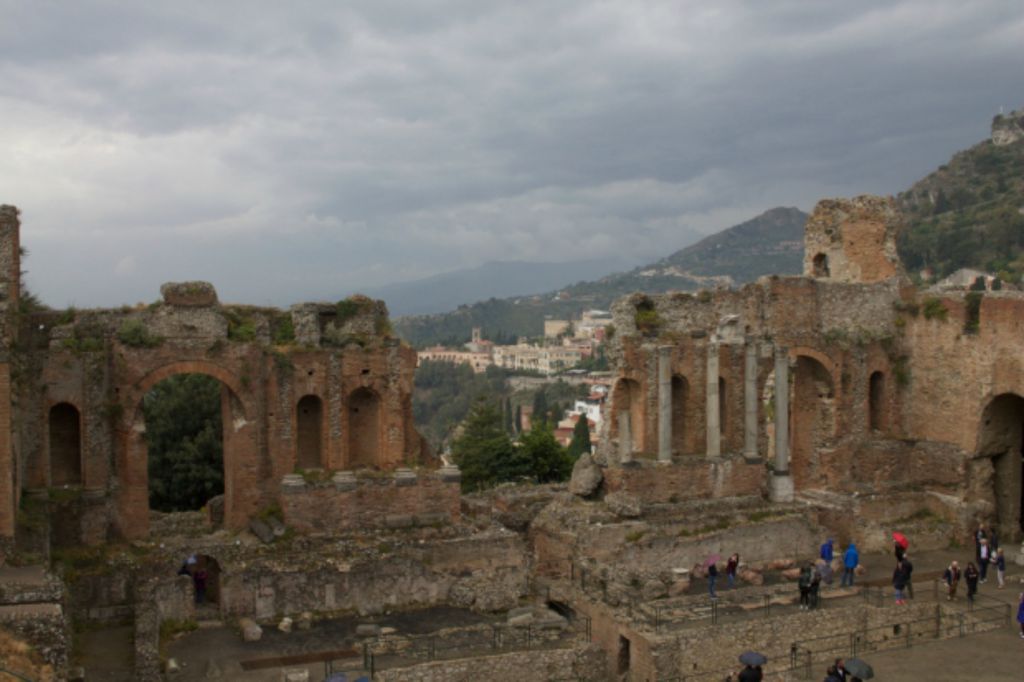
[[892, 532, 909, 550], [844, 657, 874, 679], [738, 651, 767, 666], [704, 553, 722, 568]]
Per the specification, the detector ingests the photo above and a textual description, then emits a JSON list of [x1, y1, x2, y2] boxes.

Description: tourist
[[726, 553, 740, 589], [820, 537, 834, 563], [737, 663, 762, 681], [834, 658, 848, 680], [810, 564, 822, 609], [964, 562, 979, 606], [892, 559, 909, 605], [1017, 593, 1024, 639], [974, 523, 987, 565], [817, 558, 834, 587], [995, 548, 1006, 589], [901, 554, 914, 599], [193, 567, 208, 604], [943, 561, 961, 600], [841, 542, 858, 587], [823, 664, 843, 682], [978, 538, 990, 583], [708, 561, 719, 599], [798, 563, 813, 610]]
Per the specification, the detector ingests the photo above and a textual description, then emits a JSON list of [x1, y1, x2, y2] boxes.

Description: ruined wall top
[[160, 281, 218, 307], [803, 195, 904, 285]]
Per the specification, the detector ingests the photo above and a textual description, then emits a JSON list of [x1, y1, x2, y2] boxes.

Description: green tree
[[518, 422, 573, 483], [567, 414, 592, 460], [503, 396, 514, 435], [143, 374, 224, 512], [531, 390, 548, 426], [451, 401, 518, 491], [514, 404, 522, 434]]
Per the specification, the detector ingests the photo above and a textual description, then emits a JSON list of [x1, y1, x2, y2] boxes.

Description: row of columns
[[647, 339, 793, 501]]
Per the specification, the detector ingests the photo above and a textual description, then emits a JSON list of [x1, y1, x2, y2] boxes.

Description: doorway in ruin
[[143, 374, 225, 513], [812, 253, 830, 278], [791, 356, 835, 488], [611, 378, 644, 455], [49, 403, 82, 486], [671, 375, 688, 455], [348, 387, 381, 468], [977, 393, 1024, 541], [296, 394, 323, 469]]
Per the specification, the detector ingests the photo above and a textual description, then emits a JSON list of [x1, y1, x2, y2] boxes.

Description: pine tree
[[518, 421, 573, 483], [451, 400, 517, 491], [531, 390, 548, 427], [567, 415, 592, 460]]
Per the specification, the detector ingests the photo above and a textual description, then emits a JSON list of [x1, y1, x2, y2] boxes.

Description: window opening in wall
[[348, 387, 381, 468], [617, 635, 631, 674], [49, 403, 82, 486], [144, 374, 224, 512], [672, 375, 687, 455], [869, 371, 885, 432], [813, 253, 830, 277], [296, 394, 323, 469]]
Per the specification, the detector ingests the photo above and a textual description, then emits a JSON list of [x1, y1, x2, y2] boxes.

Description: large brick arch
[[788, 348, 838, 489], [114, 360, 260, 539]]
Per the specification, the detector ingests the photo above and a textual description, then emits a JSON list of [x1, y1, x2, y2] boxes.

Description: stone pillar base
[[770, 473, 794, 503]]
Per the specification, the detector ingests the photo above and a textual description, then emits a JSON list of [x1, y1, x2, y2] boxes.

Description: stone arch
[[869, 371, 886, 433], [295, 394, 323, 470], [671, 375, 688, 455], [611, 377, 644, 455], [348, 387, 382, 469], [812, 253, 830, 278], [115, 361, 257, 539], [977, 393, 1024, 541], [49, 402, 82, 486], [791, 354, 836, 488]]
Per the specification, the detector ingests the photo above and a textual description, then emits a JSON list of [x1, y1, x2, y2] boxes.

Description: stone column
[[618, 411, 632, 464], [771, 345, 794, 502], [743, 339, 759, 460], [657, 346, 673, 463], [705, 342, 720, 458]]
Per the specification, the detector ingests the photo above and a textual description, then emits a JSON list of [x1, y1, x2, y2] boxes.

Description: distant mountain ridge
[[361, 256, 635, 317], [394, 207, 809, 347]]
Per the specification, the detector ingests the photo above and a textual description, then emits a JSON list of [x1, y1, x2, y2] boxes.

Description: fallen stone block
[[281, 668, 310, 682], [278, 616, 293, 633], [356, 623, 381, 637], [508, 612, 534, 627], [296, 611, 313, 631], [569, 454, 602, 497], [239, 617, 263, 642], [605, 492, 641, 518], [249, 518, 276, 544]]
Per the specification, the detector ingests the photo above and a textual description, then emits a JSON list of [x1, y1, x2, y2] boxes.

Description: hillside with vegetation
[[395, 207, 808, 347], [897, 114, 1024, 281]]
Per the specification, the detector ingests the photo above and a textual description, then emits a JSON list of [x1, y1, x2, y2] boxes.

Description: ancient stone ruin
[[0, 197, 1022, 680]]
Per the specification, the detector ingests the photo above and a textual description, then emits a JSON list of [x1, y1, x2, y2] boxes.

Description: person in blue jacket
[[820, 538, 834, 563], [841, 542, 859, 587]]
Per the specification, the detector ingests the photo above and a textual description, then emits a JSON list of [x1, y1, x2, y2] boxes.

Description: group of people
[[941, 523, 1008, 605], [707, 552, 741, 598], [796, 538, 859, 610]]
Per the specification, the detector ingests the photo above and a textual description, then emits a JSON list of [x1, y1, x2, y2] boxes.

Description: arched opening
[[671, 375, 688, 455], [791, 356, 835, 488], [144, 374, 225, 512], [718, 376, 727, 438], [348, 387, 381, 468], [977, 393, 1024, 541], [869, 371, 886, 432], [812, 253, 830, 278], [295, 394, 323, 470], [49, 403, 82, 486], [611, 378, 644, 454]]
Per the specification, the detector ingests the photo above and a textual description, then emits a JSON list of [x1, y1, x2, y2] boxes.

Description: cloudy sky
[[2, 1, 1022, 308]]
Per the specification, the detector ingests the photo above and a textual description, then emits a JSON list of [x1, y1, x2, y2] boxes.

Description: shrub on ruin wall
[[921, 297, 948, 321], [224, 309, 257, 342], [633, 296, 661, 335], [117, 318, 163, 348]]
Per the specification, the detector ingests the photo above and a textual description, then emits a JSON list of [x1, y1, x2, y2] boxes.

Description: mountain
[[394, 207, 808, 347], [897, 109, 1024, 280], [361, 257, 635, 317]]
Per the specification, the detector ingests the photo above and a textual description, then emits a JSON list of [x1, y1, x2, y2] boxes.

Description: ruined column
[[743, 339, 759, 460], [618, 411, 632, 464], [657, 346, 672, 463], [705, 342, 720, 458], [771, 345, 794, 502]]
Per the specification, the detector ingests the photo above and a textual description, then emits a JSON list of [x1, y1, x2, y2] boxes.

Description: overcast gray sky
[[2, 1, 1022, 308]]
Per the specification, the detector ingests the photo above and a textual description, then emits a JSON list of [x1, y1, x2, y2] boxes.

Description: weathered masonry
[[597, 195, 1024, 546], [0, 204, 430, 549]]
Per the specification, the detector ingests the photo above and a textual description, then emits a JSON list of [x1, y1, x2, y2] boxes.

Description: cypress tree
[[567, 414, 592, 460]]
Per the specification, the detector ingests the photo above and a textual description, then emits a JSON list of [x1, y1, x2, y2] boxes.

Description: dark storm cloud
[[1, 0, 1022, 306]]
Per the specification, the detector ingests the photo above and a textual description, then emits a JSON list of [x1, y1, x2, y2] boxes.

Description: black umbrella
[[844, 658, 874, 679], [738, 651, 768, 666]]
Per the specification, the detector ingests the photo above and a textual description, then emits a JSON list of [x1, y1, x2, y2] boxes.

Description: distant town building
[[543, 319, 571, 338], [416, 346, 493, 373]]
